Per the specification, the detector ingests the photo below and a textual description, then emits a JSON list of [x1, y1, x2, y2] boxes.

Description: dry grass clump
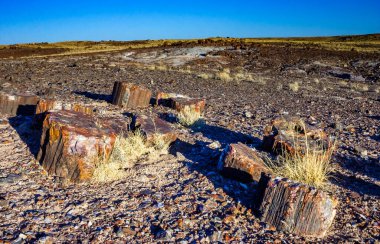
[[92, 130, 170, 182], [289, 81, 300, 92], [177, 107, 203, 127], [350, 83, 369, 92], [216, 68, 233, 82], [265, 125, 335, 189], [197, 73, 215, 79]]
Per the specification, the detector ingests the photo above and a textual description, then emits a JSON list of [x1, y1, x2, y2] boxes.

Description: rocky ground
[[0, 42, 379, 243]]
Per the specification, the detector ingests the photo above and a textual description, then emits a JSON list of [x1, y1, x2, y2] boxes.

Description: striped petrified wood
[[0, 92, 39, 116], [218, 142, 269, 182], [36, 110, 129, 182], [156, 92, 205, 114], [36, 99, 95, 115], [257, 173, 338, 237], [112, 82, 152, 108]]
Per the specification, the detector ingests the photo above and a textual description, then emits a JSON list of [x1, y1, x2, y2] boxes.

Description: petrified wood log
[[156, 92, 205, 114], [112, 82, 152, 108], [36, 99, 95, 115], [36, 110, 120, 182], [0, 92, 39, 116], [262, 117, 332, 155], [217, 142, 269, 182], [133, 114, 177, 145], [257, 174, 338, 237]]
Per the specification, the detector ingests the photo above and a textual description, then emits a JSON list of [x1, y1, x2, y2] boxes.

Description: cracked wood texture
[[257, 174, 338, 237], [36, 110, 120, 182], [218, 142, 269, 182], [0, 92, 39, 116], [112, 81, 152, 108]]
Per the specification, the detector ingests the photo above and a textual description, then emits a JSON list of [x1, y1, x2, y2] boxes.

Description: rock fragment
[[262, 117, 332, 155], [133, 114, 177, 145], [218, 142, 269, 182], [112, 82, 152, 108], [257, 174, 338, 237], [156, 92, 205, 114], [0, 92, 39, 116]]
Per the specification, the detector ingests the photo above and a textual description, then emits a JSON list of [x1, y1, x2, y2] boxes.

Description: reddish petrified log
[[262, 117, 332, 155], [218, 142, 269, 182], [36, 99, 95, 115], [133, 114, 177, 145], [36, 110, 126, 182], [257, 174, 338, 237], [156, 92, 205, 114], [112, 82, 152, 108], [0, 92, 39, 116]]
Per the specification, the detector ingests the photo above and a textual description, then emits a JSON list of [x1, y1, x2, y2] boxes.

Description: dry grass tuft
[[177, 107, 203, 127], [216, 68, 233, 82], [197, 73, 214, 79], [265, 124, 335, 188], [350, 83, 369, 92], [289, 81, 300, 92], [92, 130, 170, 182]]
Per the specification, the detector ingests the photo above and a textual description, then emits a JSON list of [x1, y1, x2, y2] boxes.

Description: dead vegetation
[[289, 81, 300, 92], [177, 107, 203, 127], [265, 124, 336, 189], [92, 130, 171, 182]]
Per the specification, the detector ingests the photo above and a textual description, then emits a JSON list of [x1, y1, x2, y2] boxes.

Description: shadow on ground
[[73, 91, 112, 103], [331, 171, 380, 197], [169, 123, 264, 213], [9, 115, 42, 157]]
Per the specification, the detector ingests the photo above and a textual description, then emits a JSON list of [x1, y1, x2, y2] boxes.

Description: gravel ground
[[0, 44, 379, 242]]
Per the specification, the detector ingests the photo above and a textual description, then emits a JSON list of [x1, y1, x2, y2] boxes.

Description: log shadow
[[8, 115, 42, 157], [331, 171, 380, 197], [335, 153, 380, 182], [169, 127, 263, 212], [191, 123, 262, 148], [73, 91, 112, 103]]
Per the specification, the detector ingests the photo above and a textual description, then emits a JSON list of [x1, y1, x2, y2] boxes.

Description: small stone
[[244, 111, 253, 118], [208, 141, 221, 149]]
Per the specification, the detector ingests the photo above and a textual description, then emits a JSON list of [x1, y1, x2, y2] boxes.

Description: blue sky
[[0, 0, 379, 44]]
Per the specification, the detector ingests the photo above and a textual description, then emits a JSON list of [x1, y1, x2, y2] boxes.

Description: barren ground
[[0, 39, 379, 243]]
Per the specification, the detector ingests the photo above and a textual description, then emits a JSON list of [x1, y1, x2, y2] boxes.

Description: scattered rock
[[0, 92, 39, 116], [218, 142, 269, 182]]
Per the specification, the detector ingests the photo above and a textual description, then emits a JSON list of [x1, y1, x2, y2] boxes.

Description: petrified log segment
[[36, 99, 95, 115], [133, 114, 177, 145], [36, 110, 118, 182], [217, 142, 269, 182], [156, 92, 205, 114], [0, 92, 39, 116], [262, 117, 332, 155], [112, 82, 152, 108], [257, 174, 338, 237]]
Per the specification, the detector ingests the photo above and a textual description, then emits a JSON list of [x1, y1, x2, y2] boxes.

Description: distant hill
[[0, 34, 379, 59]]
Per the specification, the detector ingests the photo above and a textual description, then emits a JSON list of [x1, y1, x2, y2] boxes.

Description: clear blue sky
[[1, 0, 379, 44]]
